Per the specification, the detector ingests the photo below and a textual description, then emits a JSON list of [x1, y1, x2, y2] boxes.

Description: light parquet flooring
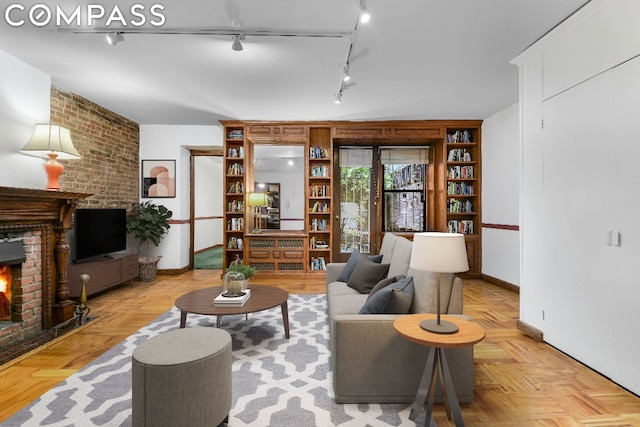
[[0, 271, 638, 426]]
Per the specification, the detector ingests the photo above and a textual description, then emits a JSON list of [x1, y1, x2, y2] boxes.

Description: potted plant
[[225, 262, 257, 290], [126, 201, 173, 281]]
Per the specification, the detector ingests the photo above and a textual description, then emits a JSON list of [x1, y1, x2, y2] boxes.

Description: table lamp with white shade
[[409, 232, 469, 334], [20, 124, 81, 191], [247, 192, 269, 233]]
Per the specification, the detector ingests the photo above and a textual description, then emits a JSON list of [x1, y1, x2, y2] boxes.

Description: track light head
[[232, 34, 244, 51], [334, 92, 342, 104], [106, 32, 124, 46], [342, 67, 351, 82], [359, 0, 371, 23]]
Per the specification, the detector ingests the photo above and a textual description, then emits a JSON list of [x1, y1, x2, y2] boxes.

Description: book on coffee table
[[214, 289, 251, 306]]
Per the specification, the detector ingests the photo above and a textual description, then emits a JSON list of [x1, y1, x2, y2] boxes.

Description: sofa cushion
[[379, 233, 398, 265], [358, 276, 414, 314], [386, 236, 413, 278], [367, 274, 406, 299], [409, 268, 456, 314], [347, 257, 390, 294], [337, 251, 383, 283]]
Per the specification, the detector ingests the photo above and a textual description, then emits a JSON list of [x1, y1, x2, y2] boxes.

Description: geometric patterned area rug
[[1, 294, 435, 427]]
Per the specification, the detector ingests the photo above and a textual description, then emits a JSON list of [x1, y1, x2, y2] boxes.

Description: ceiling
[[0, 0, 589, 126]]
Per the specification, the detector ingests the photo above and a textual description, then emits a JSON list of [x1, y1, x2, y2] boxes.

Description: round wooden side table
[[394, 313, 485, 427]]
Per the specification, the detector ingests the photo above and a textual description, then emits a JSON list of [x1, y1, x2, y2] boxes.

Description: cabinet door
[[542, 70, 615, 362]]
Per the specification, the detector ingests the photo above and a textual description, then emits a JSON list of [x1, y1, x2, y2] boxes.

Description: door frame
[[189, 148, 224, 270]]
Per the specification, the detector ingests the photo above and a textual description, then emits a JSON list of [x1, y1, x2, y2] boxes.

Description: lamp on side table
[[409, 232, 469, 334]]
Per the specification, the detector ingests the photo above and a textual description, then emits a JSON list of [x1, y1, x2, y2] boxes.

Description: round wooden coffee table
[[175, 285, 290, 338]]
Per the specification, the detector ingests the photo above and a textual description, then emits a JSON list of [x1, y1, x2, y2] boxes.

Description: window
[[380, 148, 428, 232]]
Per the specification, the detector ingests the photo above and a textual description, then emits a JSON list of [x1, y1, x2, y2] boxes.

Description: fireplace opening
[[0, 264, 11, 321], [0, 240, 27, 323]]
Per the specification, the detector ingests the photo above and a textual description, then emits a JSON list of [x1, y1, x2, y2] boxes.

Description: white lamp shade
[[21, 124, 81, 160], [247, 192, 268, 207], [409, 232, 469, 273]]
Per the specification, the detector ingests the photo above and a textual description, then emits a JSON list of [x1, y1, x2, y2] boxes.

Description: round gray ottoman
[[132, 327, 232, 427]]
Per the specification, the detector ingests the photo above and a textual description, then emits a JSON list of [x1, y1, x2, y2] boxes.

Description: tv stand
[[73, 254, 114, 263], [68, 253, 138, 298]]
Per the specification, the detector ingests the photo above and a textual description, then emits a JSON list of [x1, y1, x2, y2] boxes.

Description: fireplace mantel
[[0, 186, 91, 327]]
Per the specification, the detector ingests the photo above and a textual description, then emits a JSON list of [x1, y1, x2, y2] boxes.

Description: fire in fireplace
[[0, 240, 27, 322], [0, 264, 11, 321]]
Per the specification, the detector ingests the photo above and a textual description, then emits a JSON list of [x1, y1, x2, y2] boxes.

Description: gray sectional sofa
[[326, 233, 475, 404]]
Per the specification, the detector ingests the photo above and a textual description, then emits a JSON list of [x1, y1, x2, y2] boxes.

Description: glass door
[[332, 146, 430, 262], [333, 148, 374, 262]]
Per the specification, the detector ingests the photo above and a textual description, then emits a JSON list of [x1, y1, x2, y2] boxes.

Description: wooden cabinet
[[245, 233, 306, 273], [444, 127, 481, 274], [67, 253, 138, 298], [245, 125, 308, 142], [223, 126, 246, 270]]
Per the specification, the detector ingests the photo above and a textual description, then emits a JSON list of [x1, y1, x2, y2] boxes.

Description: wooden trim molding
[[517, 320, 544, 342], [482, 223, 519, 231], [167, 219, 190, 225], [195, 216, 223, 221], [481, 273, 519, 294]]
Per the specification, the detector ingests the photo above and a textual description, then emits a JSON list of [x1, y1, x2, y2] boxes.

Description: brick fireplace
[[0, 186, 90, 349]]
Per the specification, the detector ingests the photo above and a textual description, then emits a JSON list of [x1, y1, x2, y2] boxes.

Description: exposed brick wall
[[50, 86, 140, 209]]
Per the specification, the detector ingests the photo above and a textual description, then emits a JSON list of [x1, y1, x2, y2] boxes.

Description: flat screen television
[[74, 208, 127, 262]]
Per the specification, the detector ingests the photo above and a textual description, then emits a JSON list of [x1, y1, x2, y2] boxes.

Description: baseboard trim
[[480, 273, 519, 294], [158, 266, 190, 275], [517, 320, 544, 342]]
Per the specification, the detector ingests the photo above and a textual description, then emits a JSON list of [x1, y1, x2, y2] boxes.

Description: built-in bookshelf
[[445, 127, 481, 272], [223, 126, 246, 270], [308, 128, 332, 272]]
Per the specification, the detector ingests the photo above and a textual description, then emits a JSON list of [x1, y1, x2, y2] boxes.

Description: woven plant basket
[[138, 257, 161, 282]]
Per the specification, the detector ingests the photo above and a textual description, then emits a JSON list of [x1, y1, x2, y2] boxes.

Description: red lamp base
[[44, 153, 63, 191]]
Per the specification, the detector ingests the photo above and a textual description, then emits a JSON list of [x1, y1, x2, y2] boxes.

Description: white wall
[[512, 0, 640, 395], [0, 50, 51, 188], [481, 103, 520, 285], [194, 156, 223, 251], [139, 125, 223, 270]]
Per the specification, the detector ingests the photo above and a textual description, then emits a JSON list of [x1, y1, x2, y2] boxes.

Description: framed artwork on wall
[[141, 159, 176, 198]]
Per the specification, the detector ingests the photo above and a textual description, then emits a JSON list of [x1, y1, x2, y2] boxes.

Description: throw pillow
[[336, 251, 383, 283], [359, 276, 414, 314], [367, 274, 406, 300], [346, 257, 390, 294]]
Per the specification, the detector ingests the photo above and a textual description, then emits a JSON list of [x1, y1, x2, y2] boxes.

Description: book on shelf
[[227, 129, 244, 140], [227, 146, 244, 158], [310, 165, 329, 177], [446, 130, 473, 143], [310, 256, 327, 271], [310, 185, 328, 197], [228, 181, 244, 194], [227, 217, 243, 231], [447, 165, 474, 179], [447, 182, 474, 196], [309, 236, 328, 249], [214, 289, 251, 306], [310, 146, 329, 159], [447, 219, 474, 235], [447, 148, 472, 162], [227, 163, 244, 175]]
